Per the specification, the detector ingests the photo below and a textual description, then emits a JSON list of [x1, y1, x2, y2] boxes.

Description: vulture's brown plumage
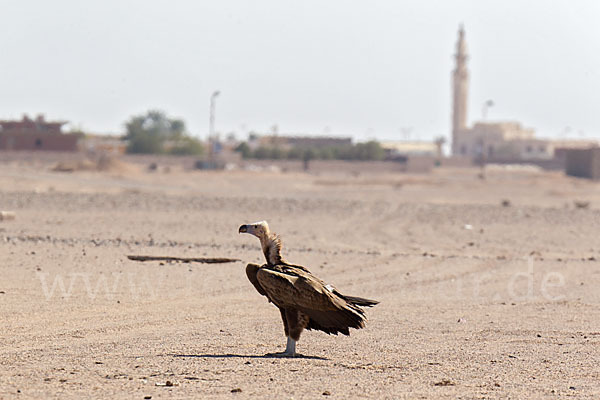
[[239, 221, 378, 357]]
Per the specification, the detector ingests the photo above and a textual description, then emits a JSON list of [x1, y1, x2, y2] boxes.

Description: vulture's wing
[[256, 265, 366, 334], [246, 263, 268, 297], [256, 266, 340, 310]]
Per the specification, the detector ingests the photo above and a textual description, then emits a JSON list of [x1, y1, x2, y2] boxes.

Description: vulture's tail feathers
[[343, 295, 379, 308]]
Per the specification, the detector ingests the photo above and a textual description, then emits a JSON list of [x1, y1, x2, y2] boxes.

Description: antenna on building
[[400, 127, 413, 140]]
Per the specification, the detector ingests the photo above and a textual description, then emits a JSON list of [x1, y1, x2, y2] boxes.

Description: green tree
[[353, 140, 385, 160], [124, 110, 199, 155], [286, 147, 304, 160], [270, 146, 285, 159], [317, 147, 334, 160], [235, 142, 251, 158], [253, 146, 271, 159], [169, 136, 205, 156], [232, 139, 386, 161]]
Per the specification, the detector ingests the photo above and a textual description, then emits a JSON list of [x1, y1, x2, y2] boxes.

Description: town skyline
[[1, 1, 598, 142]]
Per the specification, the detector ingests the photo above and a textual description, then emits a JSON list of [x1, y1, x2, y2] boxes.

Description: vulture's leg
[[284, 337, 296, 355], [279, 308, 289, 337], [266, 308, 293, 357], [288, 309, 309, 342], [267, 308, 295, 357], [268, 309, 309, 357]]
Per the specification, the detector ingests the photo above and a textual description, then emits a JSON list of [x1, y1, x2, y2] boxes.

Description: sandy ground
[[1, 160, 600, 399]]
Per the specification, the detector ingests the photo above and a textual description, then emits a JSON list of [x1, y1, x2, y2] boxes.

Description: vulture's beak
[[239, 224, 248, 234]]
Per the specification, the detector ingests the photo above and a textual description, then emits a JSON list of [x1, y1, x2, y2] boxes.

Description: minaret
[[451, 25, 469, 155]]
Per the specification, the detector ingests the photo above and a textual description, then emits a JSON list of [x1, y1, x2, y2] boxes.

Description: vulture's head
[[238, 221, 270, 239]]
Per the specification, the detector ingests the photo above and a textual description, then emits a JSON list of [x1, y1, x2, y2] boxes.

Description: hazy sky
[[2, 0, 599, 141]]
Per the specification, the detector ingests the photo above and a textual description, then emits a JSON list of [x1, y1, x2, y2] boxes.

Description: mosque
[[450, 26, 595, 161]]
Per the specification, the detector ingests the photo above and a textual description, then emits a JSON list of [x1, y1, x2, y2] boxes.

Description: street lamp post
[[482, 99, 494, 120], [208, 90, 220, 159]]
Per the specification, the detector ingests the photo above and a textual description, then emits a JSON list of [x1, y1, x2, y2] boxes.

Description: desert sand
[[1, 158, 599, 399]]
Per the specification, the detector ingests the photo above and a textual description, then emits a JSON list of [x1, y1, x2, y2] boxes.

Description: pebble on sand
[[434, 379, 456, 386], [0, 211, 16, 221]]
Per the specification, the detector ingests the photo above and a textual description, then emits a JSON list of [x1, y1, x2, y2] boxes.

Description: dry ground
[[1, 160, 599, 399]]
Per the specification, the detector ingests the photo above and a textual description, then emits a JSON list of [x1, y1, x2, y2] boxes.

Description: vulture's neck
[[258, 232, 286, 266]]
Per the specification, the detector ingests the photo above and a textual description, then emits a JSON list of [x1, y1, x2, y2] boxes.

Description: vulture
[[239, 221, 378, 357]]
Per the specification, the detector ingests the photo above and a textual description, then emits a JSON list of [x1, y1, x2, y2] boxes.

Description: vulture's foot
[[265, 337, 297, 357], [265, 351, 298, 358]]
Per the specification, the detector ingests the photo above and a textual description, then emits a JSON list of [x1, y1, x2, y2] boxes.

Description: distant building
[[455, 121, 549, 159], [0, 114, 79, 152], [449, 26, 598, 161], [565, 147, 600, 180], [83, 134, 127, 155], [550, 139, 600, 165], [254, 135, 352, 149], [380, 141, 439, 158]]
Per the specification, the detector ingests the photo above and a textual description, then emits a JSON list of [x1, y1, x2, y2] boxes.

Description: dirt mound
[[52, 159, 97, 172], [52, 156, 137, 174], [95, 155, 137, 173]]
